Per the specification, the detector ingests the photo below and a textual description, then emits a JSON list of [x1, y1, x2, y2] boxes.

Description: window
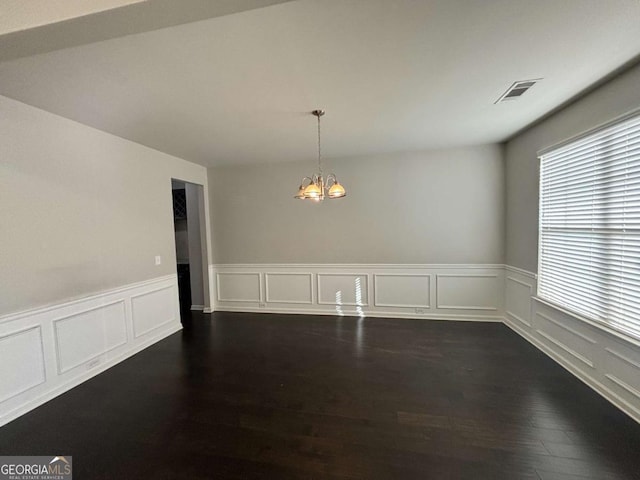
[[538, 111, 640, 339]]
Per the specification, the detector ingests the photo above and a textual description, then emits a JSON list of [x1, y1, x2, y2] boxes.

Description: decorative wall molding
[[216, 272, 262, 303], [317, 273, 369, 307], [0, 326, 46, 404], [435, 274, 499, 311], [53, 299, 128, 374], [210, 264, 505, 321], [504, 265, 537, 279], [503, 266, 640, 424], [373, 273, 431, 308], [0, 275, 177, 326], [534, 328, 595, 369], [604, 374, 640, 401], [0, 274, 181, 428], [603, 345, 640, 404], [505, 275, 533, 327], [213, 263, 505, 270], [536, 311, 597, 345], [265, 273, 313, 304], [131, 285, 177, 338], [605, 347, 640, 370], [533, 295, 640, 349]]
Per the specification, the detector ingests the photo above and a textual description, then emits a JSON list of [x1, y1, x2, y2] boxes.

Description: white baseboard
[[0, 274, 182, 428], [190, 304, 204, 311], [213, 305, 504, 322]]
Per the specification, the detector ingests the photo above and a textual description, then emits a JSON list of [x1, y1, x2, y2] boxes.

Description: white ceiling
[[0, 0, 294, 62], [0, 0, 145, 35], [0, 0, 639, 167]]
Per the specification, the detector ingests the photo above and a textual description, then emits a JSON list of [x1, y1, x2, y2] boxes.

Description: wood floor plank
[[0, 311, 639, 479]]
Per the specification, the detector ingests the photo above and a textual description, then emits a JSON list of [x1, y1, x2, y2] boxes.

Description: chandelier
[[294, 109, 346, 201]]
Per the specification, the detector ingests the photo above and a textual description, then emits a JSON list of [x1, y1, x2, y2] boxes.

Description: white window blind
[[538, 112, 640, 340]]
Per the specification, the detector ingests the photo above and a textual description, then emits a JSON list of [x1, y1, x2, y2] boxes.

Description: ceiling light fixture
[[294, 109, 346, 202]]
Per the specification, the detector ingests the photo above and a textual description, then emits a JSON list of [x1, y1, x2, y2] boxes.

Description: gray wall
[[0, 95, 209, 315], [209, 145, 504, 264], [505, 63, 640, 272]]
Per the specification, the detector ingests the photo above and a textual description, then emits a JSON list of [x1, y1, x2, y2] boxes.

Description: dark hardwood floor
[[1, 312, 639, 479]]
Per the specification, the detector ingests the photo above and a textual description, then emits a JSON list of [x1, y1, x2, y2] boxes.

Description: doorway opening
[[171, 179, 208, 317]]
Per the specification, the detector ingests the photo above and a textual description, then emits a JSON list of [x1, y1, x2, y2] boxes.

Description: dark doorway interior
[[172, 186, 191, 314], [171, 179, 207, 317]]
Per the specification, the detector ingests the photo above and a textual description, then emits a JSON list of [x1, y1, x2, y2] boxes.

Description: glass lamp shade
[[294, 185, 306, 199], [303, 182, 322, 198], [328, 182, 346, 198]]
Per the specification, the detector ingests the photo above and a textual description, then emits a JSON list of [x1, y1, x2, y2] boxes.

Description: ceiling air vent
[[495, 79, 541, 103]]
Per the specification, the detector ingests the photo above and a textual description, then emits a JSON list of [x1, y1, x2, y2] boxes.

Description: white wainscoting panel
[[435, 274, 499, 310], [265, 273, 313, 304], [0, 274, 181, 428], [503, 265, 640, 424], [211, 264, 504, 321], [533, 311, 596, 371], [0, 326, 45, 404], [505, 275, 533, 328], [54, 300, 128, 374], [131, 286, 177, 338], [374, 274, 430, 308], [317, 273, 369, 306], [603, 343, 640, 412], [216, 272, 261, 303]]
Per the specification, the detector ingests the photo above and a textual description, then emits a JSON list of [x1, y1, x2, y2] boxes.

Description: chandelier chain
[[317, 113, 322, 174]]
